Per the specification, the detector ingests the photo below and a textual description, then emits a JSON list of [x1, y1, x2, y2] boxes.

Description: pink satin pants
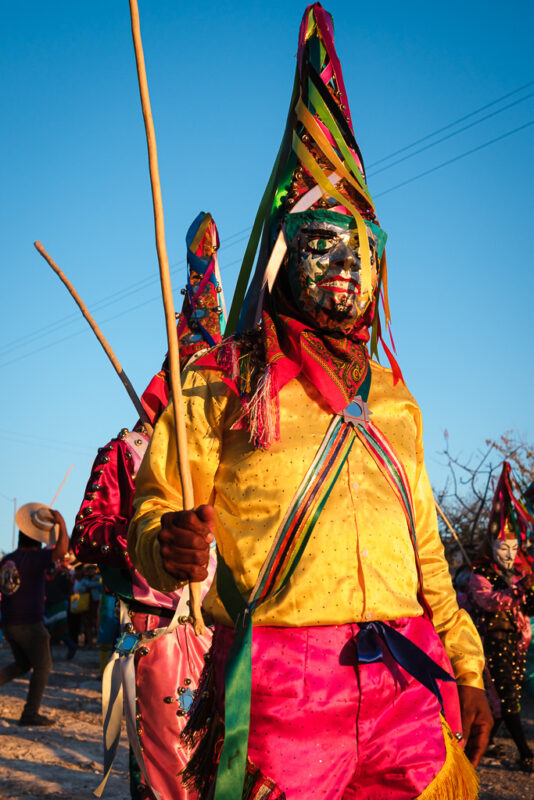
[[213, 617, 462, 800], [133, 612, 212, 800]]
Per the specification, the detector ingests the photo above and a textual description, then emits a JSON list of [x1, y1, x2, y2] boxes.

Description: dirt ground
[[1, 643, 534, 800], [0, 643, 129, 800]]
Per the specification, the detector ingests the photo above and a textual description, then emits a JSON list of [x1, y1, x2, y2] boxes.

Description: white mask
[[492, 540, 518, 571]]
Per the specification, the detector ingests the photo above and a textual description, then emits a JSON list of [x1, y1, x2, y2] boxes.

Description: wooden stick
[[49, 464, 74, 508], [34, 241, 150, 427], [128, 0, 205, 635], [435, 499, 472, 567]]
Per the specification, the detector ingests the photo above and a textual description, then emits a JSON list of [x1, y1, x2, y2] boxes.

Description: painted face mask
[[492, 540, 518, 571], [284, 212, 378, 333]]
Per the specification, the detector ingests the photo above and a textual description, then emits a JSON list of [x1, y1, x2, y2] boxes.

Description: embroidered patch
[[0, 560, 21, 595], [115, 631, 141, 656]]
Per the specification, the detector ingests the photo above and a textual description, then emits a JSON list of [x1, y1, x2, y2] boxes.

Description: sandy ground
[[0, 643, 129, 800], [1, 643, 534, 800]]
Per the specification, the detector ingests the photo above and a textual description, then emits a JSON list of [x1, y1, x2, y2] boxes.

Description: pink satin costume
[[212, 618, 462, 800], [72, 430, 214, 800]]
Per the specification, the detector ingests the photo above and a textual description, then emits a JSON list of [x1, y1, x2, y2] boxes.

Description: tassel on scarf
[[232, 363, 280, 449], [242, 366, 279, 449], [417, 718, 479, 800]]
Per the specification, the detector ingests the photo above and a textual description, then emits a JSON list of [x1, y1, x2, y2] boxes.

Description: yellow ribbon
[[295, 98, 373, 211], [292, 131, 373, 305], [307, 81, 373, 205]]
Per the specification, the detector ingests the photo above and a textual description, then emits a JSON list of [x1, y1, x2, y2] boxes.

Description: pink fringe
[[232, 365, 280, 449]]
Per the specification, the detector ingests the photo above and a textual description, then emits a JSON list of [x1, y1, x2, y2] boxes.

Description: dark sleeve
[[71, 438, 136, 569]]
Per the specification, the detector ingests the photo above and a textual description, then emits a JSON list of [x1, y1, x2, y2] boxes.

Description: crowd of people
[[1, 4, 533, 800]]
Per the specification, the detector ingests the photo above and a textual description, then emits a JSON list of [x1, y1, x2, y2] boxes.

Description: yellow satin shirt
[[129, 360, 484, 689]]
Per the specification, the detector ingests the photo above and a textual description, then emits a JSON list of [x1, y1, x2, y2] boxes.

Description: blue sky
[[1, 0, 533, 552]]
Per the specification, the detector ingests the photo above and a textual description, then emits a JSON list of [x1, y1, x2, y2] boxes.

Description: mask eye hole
[[305, 236, 335, 255]]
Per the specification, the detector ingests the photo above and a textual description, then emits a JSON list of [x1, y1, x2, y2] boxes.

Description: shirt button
[[361, 549, 368, 557]]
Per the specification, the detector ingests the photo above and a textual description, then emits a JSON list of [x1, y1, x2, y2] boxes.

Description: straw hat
[[15, 502, 57, 545]]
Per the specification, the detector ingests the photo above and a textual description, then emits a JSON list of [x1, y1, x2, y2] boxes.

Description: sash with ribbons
[[212, 370, 452, 800]]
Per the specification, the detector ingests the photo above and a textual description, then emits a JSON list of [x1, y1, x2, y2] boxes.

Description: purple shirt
[[0, 548, 53, 627]]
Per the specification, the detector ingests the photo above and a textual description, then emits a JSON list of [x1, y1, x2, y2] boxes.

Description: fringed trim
[[417, 718, 479, 800], [181, 651, 214, 748], [182, 726, 286, 800], [181, 645, 286, 800], [243, 760, 286, 800], [181, 649, 222, 799], [233, 364, 280, 449], [181, 716, 223, 800], [213, 332, 280, 450]]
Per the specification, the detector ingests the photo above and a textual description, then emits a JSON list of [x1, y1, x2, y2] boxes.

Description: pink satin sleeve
[[469, 572, 520, 612], [71, 437, 138, 569]]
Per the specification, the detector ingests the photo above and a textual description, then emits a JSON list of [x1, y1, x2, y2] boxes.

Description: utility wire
[[3, 90, 532, 366], [0, 255, 244, 369], [374, 120, 534, 198], [0, 490, 15, 503], [367, 80, 534, 168], [0, 231, 250, 359], [0, 428, 95, 453], [11, 85, 528, 359], [368, 92, 533, 178], [0, 433, 94, 457]]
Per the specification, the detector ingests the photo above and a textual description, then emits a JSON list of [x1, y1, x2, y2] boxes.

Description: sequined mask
[[285, 216, 378, 333]]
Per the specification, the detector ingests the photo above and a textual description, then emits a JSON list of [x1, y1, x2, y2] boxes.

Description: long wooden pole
[[49, 464, 74, 509], [34, 241, 150, 427], [128, 0, 205, 635], [435, 499, 472, 567]]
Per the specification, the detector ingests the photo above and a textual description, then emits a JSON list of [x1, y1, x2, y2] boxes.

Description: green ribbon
[[214, 551, 251, 800], [213, 611, 253, 800]]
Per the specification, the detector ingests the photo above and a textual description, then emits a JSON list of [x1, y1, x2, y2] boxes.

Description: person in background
[[44, 556, 77, 659], [71, 212, 224, 800], [470, 462, 534, 771], [0, 503, 69, 725]]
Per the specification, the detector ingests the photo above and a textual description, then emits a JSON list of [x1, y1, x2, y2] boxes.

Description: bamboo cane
[[128, 0, 205, 635], [435, 499, 472, 567], [34, 241, 151, 428], [49, 464, 74, 509], [48, 464, 74, 546]]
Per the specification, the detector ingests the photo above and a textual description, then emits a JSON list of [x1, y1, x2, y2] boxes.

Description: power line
[[374, 120, 534, 198], [0, 433, 94, 457], [0, 231, 251, 359], [0, 255, 244, 370], [368, 92, 533, 178], [3, 91, 533, 367], [367, 80, 534, 168], [6, 86, 530, 359]]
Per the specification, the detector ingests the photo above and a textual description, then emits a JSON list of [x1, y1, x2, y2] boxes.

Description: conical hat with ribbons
[[488, 461, 534, 544], [227, 2, 394, 368]]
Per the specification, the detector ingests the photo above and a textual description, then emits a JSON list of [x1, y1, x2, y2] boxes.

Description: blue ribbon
[[355, 621, 454, 711]]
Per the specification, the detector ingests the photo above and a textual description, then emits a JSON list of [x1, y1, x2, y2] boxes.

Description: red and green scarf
[[196, 291, 372, 448]]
